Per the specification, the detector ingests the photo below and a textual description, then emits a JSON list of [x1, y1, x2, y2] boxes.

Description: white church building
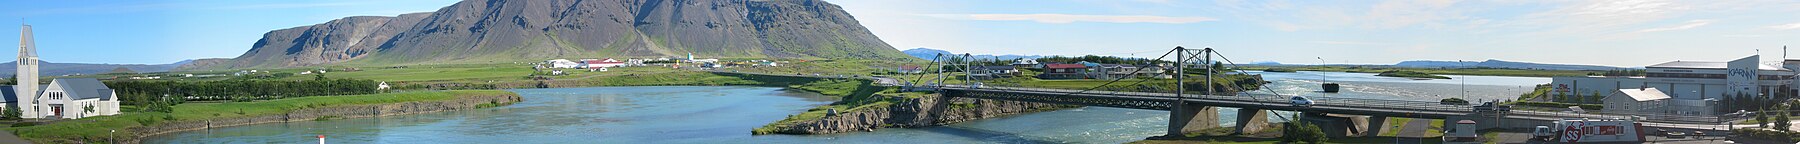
[[0, 24, 121, 119]]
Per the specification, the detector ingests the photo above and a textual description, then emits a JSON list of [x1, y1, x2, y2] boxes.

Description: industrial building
[[1550, 55, 1798, 115]]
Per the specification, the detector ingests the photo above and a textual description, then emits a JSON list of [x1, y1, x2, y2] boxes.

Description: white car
[[1290, 96, 1315, 107]]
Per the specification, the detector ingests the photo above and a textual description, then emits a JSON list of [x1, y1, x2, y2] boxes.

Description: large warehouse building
[[1549, 55, 1797, 115]]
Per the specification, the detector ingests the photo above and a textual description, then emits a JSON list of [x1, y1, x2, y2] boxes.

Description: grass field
[[3, 90, 516, 143]]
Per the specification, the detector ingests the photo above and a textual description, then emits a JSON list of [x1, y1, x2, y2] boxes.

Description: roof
[[1456, 120, 1476, 124], [0, 86, 13, 103], [1045, 64, 1087, 69], [976, 66, 1016, 70], [899, 65, 921, 70], [52, 78, 113, 101], [1646, 61, 1787, 71], [1611, 88, 1671, 102], [1098, 64, 1137, 68]]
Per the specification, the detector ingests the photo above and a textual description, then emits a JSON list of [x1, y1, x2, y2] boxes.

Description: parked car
[[1290, 96, 1314, 107], [1473, 102, 1510, 112]]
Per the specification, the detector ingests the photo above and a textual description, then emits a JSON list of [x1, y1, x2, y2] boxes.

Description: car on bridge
[[1289, 96, 1314, 107]]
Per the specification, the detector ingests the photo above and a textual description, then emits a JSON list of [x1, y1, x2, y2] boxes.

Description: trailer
[[1533, 118, 1646, 143]]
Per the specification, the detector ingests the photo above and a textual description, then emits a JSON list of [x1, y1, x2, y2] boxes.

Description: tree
[[1776, 106, 1791, 132], [1758, 107, 1770, 128], [1281, 113, 1328, 143], [314, 72, 327, 81], [2, 104, 20, 120]]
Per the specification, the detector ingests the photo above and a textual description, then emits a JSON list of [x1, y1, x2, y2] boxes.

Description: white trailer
[[1540, 118, 1645, 143]]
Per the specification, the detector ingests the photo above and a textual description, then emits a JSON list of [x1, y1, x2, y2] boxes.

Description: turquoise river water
[[144, 71, 1547, 143]]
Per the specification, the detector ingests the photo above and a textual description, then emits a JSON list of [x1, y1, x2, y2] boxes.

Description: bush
[[1733, 129, 1800, 142], [1281, 114, 1328, 143], [1, 104, 20, 120]]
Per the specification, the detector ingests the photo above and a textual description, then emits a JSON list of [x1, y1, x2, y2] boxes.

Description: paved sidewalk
[[0, 130, 30, 144]]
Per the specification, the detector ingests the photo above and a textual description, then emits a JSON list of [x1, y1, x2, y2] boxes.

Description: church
[[0, 24, 121, 119]]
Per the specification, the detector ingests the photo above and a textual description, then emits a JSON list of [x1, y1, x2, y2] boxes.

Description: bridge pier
[[1167, 102, 1219, 137], [1298, 112, 1374, 138], [1233, 108, 1269, 134]]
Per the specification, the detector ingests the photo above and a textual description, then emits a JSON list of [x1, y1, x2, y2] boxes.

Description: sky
[[1, 0, 1798, 67], [0, 0, 459, 64], [832, 0, 1800, 67]]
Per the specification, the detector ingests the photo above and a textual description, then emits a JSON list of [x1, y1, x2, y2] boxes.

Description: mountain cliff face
[[215, 0, 909, 69]]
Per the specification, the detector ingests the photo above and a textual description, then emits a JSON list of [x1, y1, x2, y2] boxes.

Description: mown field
[[3, 90, 515, 143]]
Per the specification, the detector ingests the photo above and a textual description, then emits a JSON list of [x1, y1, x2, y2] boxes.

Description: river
[[144, 72, 1548, 143]]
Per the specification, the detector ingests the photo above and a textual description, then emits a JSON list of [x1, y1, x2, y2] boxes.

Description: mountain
[[0, 60, 185, 76], [211, 0, 911, 69], [1394, 60, 1480, 68], [1395, 59, 1624, 70], [901, 48, 1045, 61]]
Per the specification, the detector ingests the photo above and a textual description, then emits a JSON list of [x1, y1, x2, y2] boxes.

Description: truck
[[1531, 118, 1645, 143], [1443, 120, 1481, 144]]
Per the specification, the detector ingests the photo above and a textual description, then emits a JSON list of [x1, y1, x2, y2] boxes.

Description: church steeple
[[18, 24, 39, 96]]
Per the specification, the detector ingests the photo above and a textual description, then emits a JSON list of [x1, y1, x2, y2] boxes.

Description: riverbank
[[755, 93, 1076, 134], [3, 90, 521, 143], [1376, 70, 1452, 79]]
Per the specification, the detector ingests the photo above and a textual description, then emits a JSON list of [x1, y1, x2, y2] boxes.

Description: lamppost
[[110, 129, 115, 144]]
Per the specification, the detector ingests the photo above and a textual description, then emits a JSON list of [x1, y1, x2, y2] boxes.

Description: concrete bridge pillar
[[1365, 116, 1387, 137], [1167, 102, 1219, 137], [1298, 112, 1373, 138], [1233, 108, 1269, 134]]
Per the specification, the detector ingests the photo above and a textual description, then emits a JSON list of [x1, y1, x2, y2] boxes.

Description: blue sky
[[833, 0, 1800, 67], [0, 0, 458, 64], [3, 0, 1799, 67]]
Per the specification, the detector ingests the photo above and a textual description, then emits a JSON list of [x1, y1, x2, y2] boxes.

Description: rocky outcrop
[[118, 94, 521, 144], [777, 94, 1074, 134]]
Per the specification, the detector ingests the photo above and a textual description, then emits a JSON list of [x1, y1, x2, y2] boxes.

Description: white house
[[33, 78, 121, 119], [582, 59, 625, 68], [545, 59, 579, 68], [1602, 88, 1671, 114]]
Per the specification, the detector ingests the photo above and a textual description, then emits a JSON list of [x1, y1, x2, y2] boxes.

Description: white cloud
[[937, 14, 1218, 24], [1769, 22, 1800, 30], [1637, 20, 1712, 32]]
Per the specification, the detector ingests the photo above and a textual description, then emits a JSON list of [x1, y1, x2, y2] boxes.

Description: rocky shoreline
[[116, 93, 521, 144], [774, 94, 1075, 134]]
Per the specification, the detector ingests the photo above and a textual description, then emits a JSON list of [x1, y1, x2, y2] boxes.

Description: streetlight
[[110, 129, 115, 144]]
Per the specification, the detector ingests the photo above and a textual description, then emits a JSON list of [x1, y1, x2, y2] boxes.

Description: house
[[898, 65, 924, 74], [1601, 87, 1718, 115], [545, 59, 579, 68], [582, 59, 625, 69], [970, 66, 1020, 78], [1093, 64, 1140, 79], [3, 78, 122, 120], [1012, 59, 1040, 69], [1038, 63, 1089, 79], [1138, 64, 1172, 79], [1602, 88, 1669, 114]]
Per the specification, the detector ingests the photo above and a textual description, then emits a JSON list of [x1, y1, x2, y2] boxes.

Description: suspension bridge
[[900, 46, 1741, 137]]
